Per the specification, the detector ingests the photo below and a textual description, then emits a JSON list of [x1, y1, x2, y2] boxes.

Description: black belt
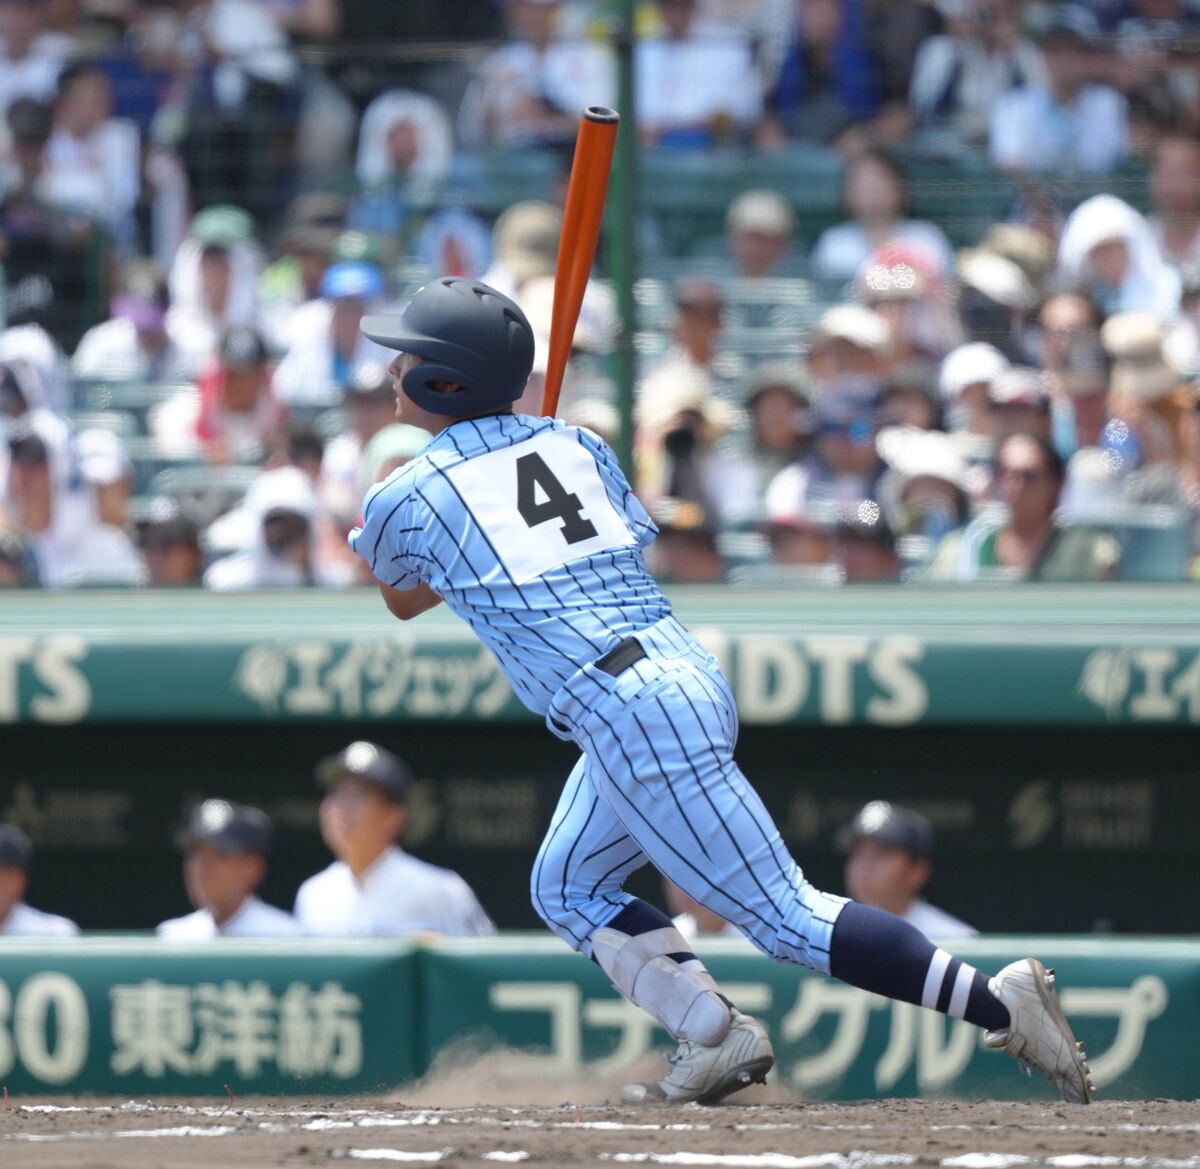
[[594, 637, 647, 677]]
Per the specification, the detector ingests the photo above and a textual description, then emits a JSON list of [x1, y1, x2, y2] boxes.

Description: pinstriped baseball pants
[[533, 615, 848, 972]]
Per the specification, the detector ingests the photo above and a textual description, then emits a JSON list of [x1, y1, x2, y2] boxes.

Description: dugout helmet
[[361, 278, 535, 416]]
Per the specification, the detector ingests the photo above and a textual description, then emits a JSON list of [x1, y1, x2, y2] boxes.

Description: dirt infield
[[4, 1096, 1199, 1169]]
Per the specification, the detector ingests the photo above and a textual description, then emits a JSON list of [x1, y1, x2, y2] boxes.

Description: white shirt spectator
[[0, 901, 78, 937], [71, 317, 192, 383], [157, 896, 301, 939], [272, 299, 394, 404], [636, 35, 760, 139], [989, 84, 1127, 175], [910, 33, 1047, 147], [356, 89, 453, 191], [902, 898, 978, 942], [811, 220, 955, 283], [0, 323, 70, 417], [0, 34, 66, 113], [294, 845, 495, 938], [43, 118, 140, 239]]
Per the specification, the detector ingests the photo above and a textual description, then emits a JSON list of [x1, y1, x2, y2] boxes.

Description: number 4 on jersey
[[516, 452, 599, 545]]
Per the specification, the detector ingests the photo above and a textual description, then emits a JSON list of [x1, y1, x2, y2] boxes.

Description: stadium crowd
[[2, 0, 1200, 588]]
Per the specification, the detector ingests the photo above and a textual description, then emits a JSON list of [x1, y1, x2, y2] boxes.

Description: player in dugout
[[346, 277, 1094, 1106]]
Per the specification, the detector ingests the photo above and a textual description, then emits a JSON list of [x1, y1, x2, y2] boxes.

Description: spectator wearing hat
[[480, 201, 563, 301], [636, 0, 760, 149], [746, 360, 814, 480], [909, 0, 1047, 155], [1057, 194, 1181, 320], [204, 465, 351, 590], [138, 499, 203, 587], [988, 366, 1052, 444], [939, 341, 1011, 442], [0, 0, 68, 116], [0, 823, 77, 936], [460, 0, 614, 150], [841, 801, 976, 942], [72, 261, 189, 382], [803, 381, 886, 509], [726, 190, 797, 280], [1102, 311, 1187, 468], [762, 464, 833, 568], [989, 5, 1128, 175], [877, 425, 971, 558], [812, 151, 954, 283], [167, 206, 265, 375], [273, 260, 392, 404], [157, 801, 299, 939], [957, 247, 1038, 363], [832, 499, 900, 582], [294, 742, 494, 937], [929, 432, 1121, 581], [808, 304, 893, 397], [152, 325, 285, 464], [647, 498, 726, 584]]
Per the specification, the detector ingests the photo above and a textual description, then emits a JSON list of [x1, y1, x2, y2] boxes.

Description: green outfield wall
[[0, 937, 1191, 1100]]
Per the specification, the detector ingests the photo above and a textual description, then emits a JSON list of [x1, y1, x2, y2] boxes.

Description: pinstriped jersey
[[349, 413, 670, 714]]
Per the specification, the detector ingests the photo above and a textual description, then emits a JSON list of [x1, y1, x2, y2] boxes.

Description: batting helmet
[[361, 278, 535, 417]]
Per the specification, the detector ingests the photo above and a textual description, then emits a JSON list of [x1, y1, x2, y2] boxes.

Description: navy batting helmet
[[361, 278, 535, 417]]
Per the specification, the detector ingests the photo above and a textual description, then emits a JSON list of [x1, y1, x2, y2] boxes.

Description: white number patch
[[444, 430, 635, 585]]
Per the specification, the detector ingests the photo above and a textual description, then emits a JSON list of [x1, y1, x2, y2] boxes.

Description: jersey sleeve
[[348, 469, 426, 590], [442, 875, 497, 937], [574, 426, 658, 549]]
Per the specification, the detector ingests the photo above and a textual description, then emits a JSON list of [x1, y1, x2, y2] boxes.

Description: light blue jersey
[[350, 409, 845, 972], [350, 413, 671, 714]]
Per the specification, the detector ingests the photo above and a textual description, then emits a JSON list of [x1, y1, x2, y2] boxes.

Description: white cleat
[[985, 958, 1094, 1104], [621, 1009, 775, 1106]]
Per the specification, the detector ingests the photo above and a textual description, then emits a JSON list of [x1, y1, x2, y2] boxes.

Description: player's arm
[[378, 580, 443, 621]]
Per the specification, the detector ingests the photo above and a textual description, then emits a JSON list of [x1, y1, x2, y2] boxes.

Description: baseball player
[[350, 277, 1093, 1106], [0, 823, 78, 937], [157, 800, 300, 939]]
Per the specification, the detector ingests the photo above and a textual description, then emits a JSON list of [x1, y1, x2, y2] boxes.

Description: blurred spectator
[[72, 261, 190, 382], [864, 0, 943, 110], [812, 151, 955, 282], [647, 499, 726, 583], [637, 0, 760, 148], [983, 222, 1056, 301], [0, 0, 68, 114], [204, 465, 350, 590], [0, 822, 77, 936], [763, 463, 833, 567], [359, 422, 430, 492], [876, 425, 971, 554], [1038, 293, 1109, 456], [158, 800, 300, 939], [808, 303, 892, 394], [858, 242, 963, 369], [929, 432, 1122, 581], [274, 260, 391, 403], [940, 340, 1010, 438], [745, 360, 814, 471], [1058, 194, 1181, 319], [665, 878, 740, 938], [0, 524, 37, 585], [0, 319, 69, 415], [1102, 310, 1186, 467], [956, 247, 1038, 361], [167, 206, 265, 375], [806, 385, 884, 506], [321, 362, 401, 526], [989, 366, 1052, 442], [832, 499, 899, 581], [637, 364, 757, 527], [42, 63, 139, 246], [152, 325, 284, 463], [726, 189, 796, 280], [276, 420, 325, 483], [1, 362, 143, 586], [840, 801, 976, 940], [459, 0, 614, 149], [989, 6, 1128, 175], [294, 741, 495, 937], [1148, 134, 1200, 270], [138, 499, 203, 587], [760, 0, 882, 147], [643, 277, 726, 387], [1, 98, 97, 351], [481, 201, 561, 301], [350, 89, 453, 237], [414, 206, 494, 282], [910, 0, 1046, 154], [879, 368, 941, 432]]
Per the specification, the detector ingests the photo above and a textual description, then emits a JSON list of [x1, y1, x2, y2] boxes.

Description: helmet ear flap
[[402, 360, 482, 416]]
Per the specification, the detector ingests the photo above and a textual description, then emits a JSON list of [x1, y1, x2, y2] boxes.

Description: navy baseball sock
[[829, 902, 1010, 1032]]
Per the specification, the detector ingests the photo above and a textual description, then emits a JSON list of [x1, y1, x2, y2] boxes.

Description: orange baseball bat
[[541, 106, 620, 418]]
